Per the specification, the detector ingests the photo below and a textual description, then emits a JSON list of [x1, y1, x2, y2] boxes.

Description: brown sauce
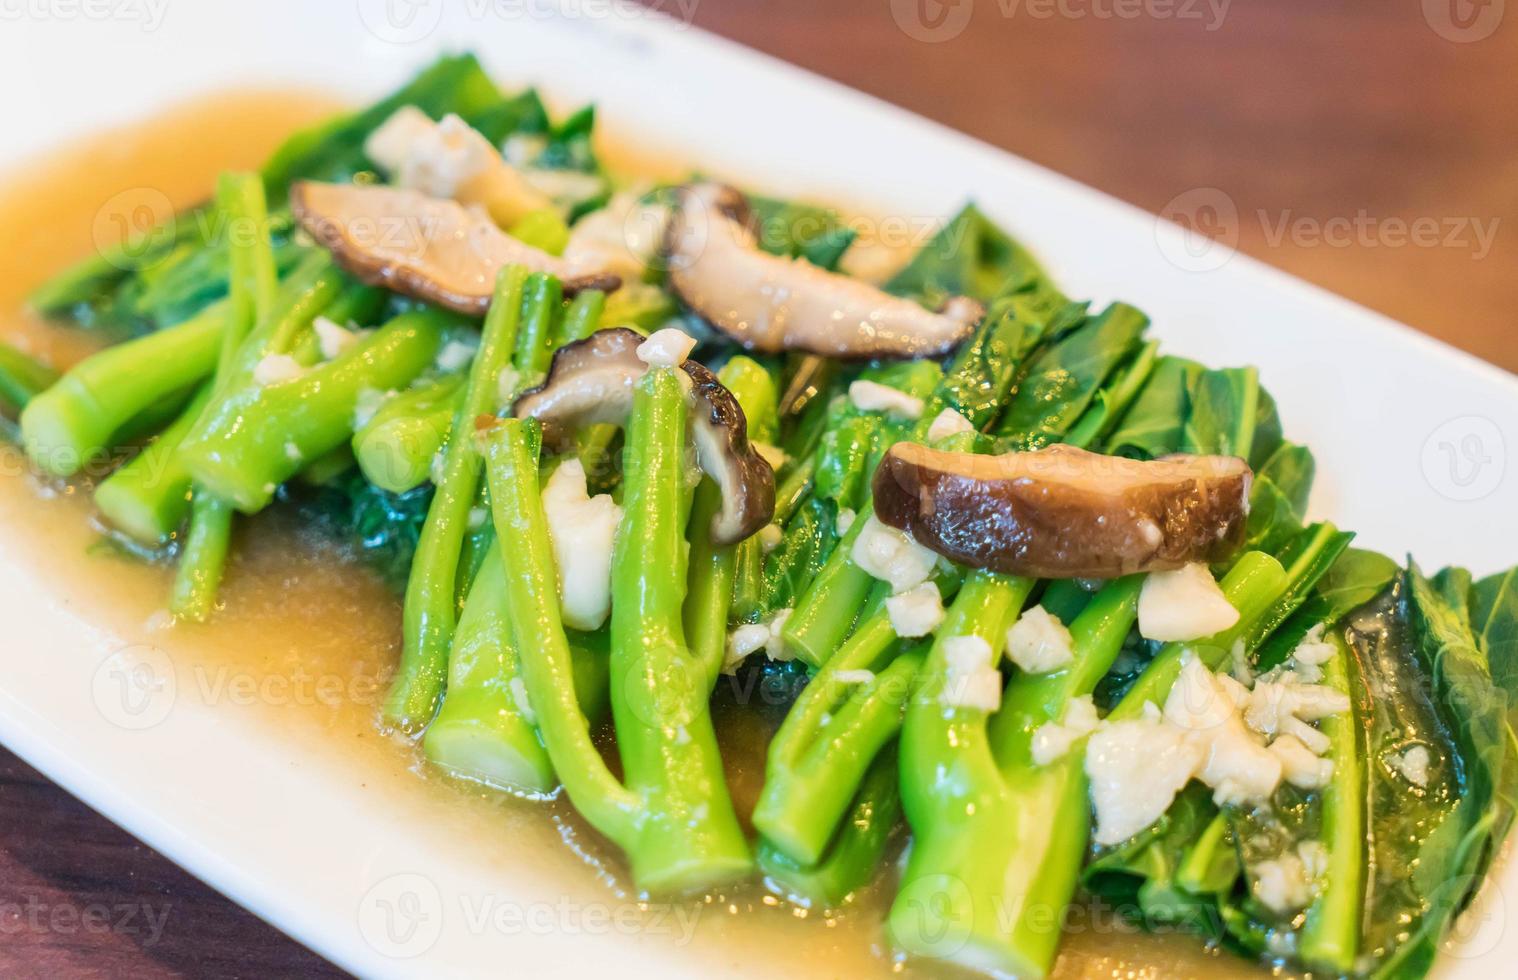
[[0, 90, 1266, 979]]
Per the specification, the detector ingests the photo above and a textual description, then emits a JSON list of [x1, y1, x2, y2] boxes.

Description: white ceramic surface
[[0, 2, 1514, 977]]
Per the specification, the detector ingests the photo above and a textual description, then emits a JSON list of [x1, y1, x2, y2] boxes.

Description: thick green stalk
[[606, 365, 752, 891], [216, 173, 279, 358], [352, 374, 465, 493], [20, 300, 226, 476], [685, 356, 778, 682], [758, 746, 902, 909], [781, 512, 876, 667], [755, 649, 923, 865], [99, 255, 345, 531], [512, 272, 563, 384], [169, 494, 234, 620], [0, 342, 58, 413], [772, 455, 815, 525], [889, 575, 1130, 976], [888, 571, 1035, 965], [180, 311, 453, 511], [478, 416, 639, 832], [556, 288, 606, 344], [170, 173, 279, 621], [94, 385, 213, 544], [1298, 630, 1364, 971], [384, 266, 529, 733], [424, 539, 610, 794]]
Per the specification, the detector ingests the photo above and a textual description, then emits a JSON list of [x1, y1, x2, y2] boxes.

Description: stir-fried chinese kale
[[5, 53, 1516, 980]]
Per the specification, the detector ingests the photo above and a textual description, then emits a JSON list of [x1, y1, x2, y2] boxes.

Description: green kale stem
[[891, 559, 1284, 977], [758, 744, 903, 909], [20, 299, 226, 477], [423, 537, 610, 794], [684, 356, 776, 684], [352, 374, 465, 494], [383, 266, 530, 733], [171, 172, 279, 622], [93, 384, 213, 545], [1297, 628, 1364, 971], [179, 309, 453, 513], [0, 342, 59, 414], [479, 374, 751, 893]]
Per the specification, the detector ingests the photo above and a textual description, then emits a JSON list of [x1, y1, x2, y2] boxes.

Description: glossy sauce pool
[[0, 92, 1268, 979]]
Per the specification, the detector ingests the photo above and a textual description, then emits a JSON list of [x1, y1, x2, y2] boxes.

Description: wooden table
[[2, 3, 1512, 977]]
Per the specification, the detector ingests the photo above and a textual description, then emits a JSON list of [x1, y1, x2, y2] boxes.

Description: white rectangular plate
[[1, 2, 1514, 977]]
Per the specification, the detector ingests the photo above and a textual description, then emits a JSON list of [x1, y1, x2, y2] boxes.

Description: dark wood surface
[[3, 3, 1513, 978]]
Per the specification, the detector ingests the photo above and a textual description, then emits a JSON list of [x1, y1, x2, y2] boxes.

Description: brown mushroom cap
[[872, 443, 1252, 578], [290, 181, 620, 315], [512, 328, 775, 545], [663, 183, 983, 359]]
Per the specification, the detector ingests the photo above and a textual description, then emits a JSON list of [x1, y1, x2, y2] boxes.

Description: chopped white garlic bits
[[723, 609, 795, 675], [541, 459, 623, 631], [1253, 846, 1320, 915], [1084, 647, 1352, 845], [926, 407, 975, 442], [1006, 605, 1075, 675], [559, 191, 671, 283], [635, 327, 697, 369], [724, 624, 772, 675], [1031, 695, 1100, 765], [852, 514, 939, 594], [765, 608, 793, 661], [404, 114, 498, 198], [434, 337, 478, 372], [1389, 744, 1432, 788], [363, 105, 434, 175], [885, 582, 945, 638], [1137, 563, 1240, 642], [832, 669, 877, 686], [363, 108, 550, 225], [835, 507, 857, 536], [939, 635, 1004, 712], [252, 354, 305, 387], [1087, 708, 1204, 846], [847, 380, 923, 420], [313, 316, 361, 360], [1270, 734, 1334, 790]]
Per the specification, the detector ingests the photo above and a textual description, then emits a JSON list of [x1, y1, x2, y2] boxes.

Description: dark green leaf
[[993, 301, 1149, 449], [884, 203, 1052, 306], [1102, 355, 1202, 459]]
